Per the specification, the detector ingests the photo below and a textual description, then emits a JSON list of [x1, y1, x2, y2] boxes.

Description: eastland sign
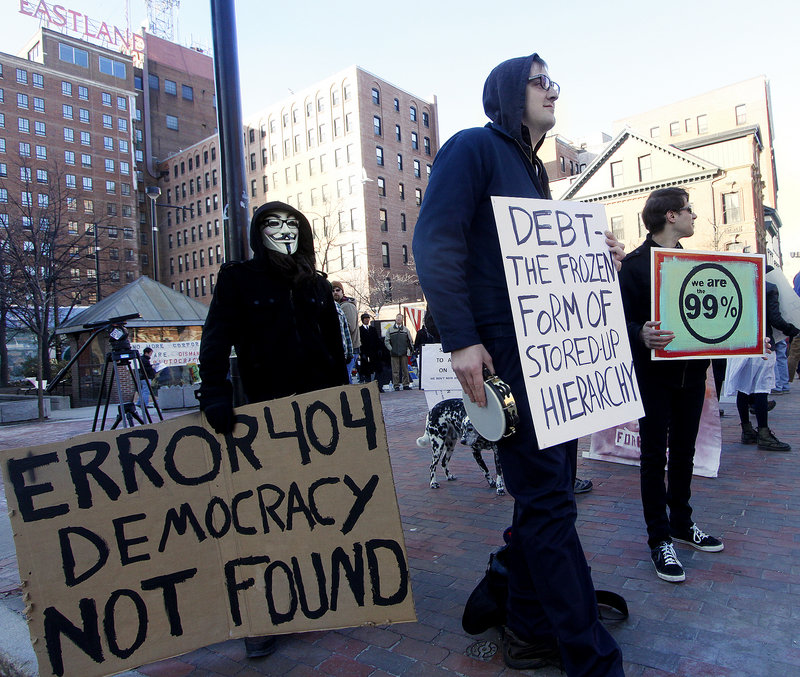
[[19, 0, 145, 59]]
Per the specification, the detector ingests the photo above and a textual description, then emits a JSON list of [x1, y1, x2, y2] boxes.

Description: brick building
[[0, 28, 141, 303], [241, 66, 439, 309], [561, 77, 783, 264]]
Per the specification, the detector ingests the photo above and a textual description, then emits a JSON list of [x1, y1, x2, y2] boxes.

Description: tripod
[[93, 347, 164, 431]]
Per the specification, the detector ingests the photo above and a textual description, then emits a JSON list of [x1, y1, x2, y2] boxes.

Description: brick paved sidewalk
[[1, 388, 800, 676]]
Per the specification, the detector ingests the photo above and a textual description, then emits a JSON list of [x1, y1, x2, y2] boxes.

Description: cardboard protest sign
[[0, 382, 414, 677], [651, 249, 764, 359], [586, 367, 722, 478], [419, 344, 461, 410], [491, 197, 643, 448]]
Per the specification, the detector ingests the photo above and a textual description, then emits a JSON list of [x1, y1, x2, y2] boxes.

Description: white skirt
[[722, 352, 776, 396]]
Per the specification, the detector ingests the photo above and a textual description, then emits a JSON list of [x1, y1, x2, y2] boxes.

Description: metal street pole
[[210, 0, 248, 263], [146, 186, 161, 281], [94, 224, 101, 301]]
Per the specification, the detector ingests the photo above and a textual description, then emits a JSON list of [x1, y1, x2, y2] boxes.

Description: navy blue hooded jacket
[[413, 54, 550, 353]]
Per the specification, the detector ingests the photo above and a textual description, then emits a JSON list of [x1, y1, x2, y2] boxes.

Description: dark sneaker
[[244, 636, 277, 658], [501, 626, 561, 670], [403, 385, 412, 390], [672, 523, 724, 552], [741, 423, 757, 444], [651, 541, 685, 582], [757, 427, 791, 452], [574, 478, 593, 494]]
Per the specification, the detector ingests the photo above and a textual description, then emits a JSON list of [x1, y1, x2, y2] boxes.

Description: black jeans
[[638, 378, 705, 549], [486, 336, 623, 677]]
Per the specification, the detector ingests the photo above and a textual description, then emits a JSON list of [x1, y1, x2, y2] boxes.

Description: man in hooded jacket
[[413, 55, 623, 675], [197, 201, 348, 657]]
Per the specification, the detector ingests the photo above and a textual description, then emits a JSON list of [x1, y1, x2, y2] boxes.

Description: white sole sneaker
[[672, 536, 724, 552]]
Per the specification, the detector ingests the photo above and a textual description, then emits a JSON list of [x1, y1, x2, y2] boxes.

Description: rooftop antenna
[[145, 0, 180, 40]]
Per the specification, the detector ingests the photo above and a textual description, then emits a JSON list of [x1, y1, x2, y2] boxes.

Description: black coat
[[766, 281, 800, 344], [198, 201, 347, 409]]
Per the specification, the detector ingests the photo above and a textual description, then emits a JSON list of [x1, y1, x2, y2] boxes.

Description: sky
[[5, 0, 800, 272]]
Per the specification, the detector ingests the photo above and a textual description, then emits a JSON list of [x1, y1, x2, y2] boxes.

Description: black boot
[[757, 427, 791, 452], [740, 422, 757, 444]]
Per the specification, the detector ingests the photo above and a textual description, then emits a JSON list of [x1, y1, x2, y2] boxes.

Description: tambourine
[[463, 368, 518, 441]]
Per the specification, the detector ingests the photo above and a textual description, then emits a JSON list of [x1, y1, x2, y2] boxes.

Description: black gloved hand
[[202, 401, 235, 434]]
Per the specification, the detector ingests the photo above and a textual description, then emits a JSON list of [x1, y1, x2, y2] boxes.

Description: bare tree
[[0, 157, 100, 417], [342, 260, 420, 318]]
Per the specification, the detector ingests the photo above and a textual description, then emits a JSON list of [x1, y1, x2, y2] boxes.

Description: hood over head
[[249, 201, 317, 279], [483, 53, 545, 151]]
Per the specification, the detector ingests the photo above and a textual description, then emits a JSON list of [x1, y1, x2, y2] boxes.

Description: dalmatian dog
[[416, 398, 505, 495]]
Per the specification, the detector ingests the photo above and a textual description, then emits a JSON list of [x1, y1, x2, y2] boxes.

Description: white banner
[[491, 197, 644, 448], [131, 341, 200, 367]]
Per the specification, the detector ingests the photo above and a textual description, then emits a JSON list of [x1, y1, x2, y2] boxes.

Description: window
[[670, 121, 680, 136], [117, 96, 127, 111], [166, 115, 179, 130], [36, 169, 47, 183], [696, 114, 708, 134], [610, 216, 624, 242], [58, 43, 88, 67], [397, 154, 403, 171], [102, 92, 112, 106], [98, 56, 126, 79], [402, 245, 409, 264], [376, 146, 384, 166], [424, 137, 431, 155], [413, 159, 421, 178], [65, 150, 75, 165], [33, 97, 44, 112], [32, 73, 43, 88], [64, 128, 74, 143], [18, 118, 30, 134], [80, 131, 90, 145], [104, 136, 114, 150], [371, 87, 380, 105], [17, 93, 29, 109], [377, 177, 386, 196], [149, 74, 159, 89], [380, 209, 388, 231], [381, 242, 390, 267], [610, 161, 623, 187], [79, 108, 90, 123], [415, 188, 422, 206], [63, 104, 73, 120], [410, 106, 417, 122], [78, 86, 88, 100], [83, 177, 93, 191], [649, 126, 660, 139], [722, 192, 741, 224], [735, 104, 746, 125], [398, 182, 404, 200], [81, 153, 92, 167], [19, 142, 31, 157], [20, 167, 32, 183], [411, 132, 418, 150], [422, 111, 430, 128], [164, 79, 177, 95], [105, 158, 115, 172], [373, 115, 382, 136], [400, 213, 407, 231], [637, 155, 651, 182], [118, 118, 127, 132]]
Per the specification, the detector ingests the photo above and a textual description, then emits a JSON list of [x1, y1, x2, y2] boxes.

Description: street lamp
[[145, 185, 162, 281]]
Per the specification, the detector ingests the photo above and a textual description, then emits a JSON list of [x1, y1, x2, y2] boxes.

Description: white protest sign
[[492, 197, 643, 448], [420, 344, 460, 391], [131, 341, 200, 367]]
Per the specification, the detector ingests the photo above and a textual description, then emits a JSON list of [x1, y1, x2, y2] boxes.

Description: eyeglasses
[[676, 206, 694, 215], [263, 217, 299, 229], [528, 74, 560, 97]]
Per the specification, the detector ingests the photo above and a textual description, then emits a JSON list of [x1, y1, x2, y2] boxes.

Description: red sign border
[[652, 249, 765, 359]]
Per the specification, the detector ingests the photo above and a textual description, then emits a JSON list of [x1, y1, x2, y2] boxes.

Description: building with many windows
[[561, 77, 783, 265], [241, 66, 439, 308], [0, 28, 141, 303]]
